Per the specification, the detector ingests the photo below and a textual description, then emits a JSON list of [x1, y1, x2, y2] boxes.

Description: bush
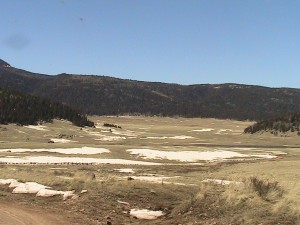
[[247, 176, 283, 201]]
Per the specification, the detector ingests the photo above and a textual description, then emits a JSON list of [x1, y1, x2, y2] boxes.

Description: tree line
[[244, 113, 300, 134], [0, 88, 94, 127]]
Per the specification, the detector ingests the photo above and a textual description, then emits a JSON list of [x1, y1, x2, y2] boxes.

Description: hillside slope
[[1, 59, 300, 120], [244, 113, 300, 134], [0, 87, 94, 127]]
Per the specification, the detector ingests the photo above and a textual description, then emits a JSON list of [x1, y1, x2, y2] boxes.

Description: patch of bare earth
[[0, 202, 76, 225]]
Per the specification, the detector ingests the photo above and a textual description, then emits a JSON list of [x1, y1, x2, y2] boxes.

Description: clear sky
[[1, 0, 300, 87]]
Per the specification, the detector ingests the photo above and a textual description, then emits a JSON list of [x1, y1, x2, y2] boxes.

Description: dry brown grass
[[171, 176, 300, 224], [1, 117, 300, 224]]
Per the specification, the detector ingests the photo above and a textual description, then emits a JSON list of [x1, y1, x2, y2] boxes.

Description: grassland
[[0, 116, 299, 224]]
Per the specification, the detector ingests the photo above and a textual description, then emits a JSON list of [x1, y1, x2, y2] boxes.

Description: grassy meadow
[[0, 116, 299, 224]]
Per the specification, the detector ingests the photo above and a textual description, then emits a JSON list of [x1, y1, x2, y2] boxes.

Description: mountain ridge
[[1, 59, 300, 121]]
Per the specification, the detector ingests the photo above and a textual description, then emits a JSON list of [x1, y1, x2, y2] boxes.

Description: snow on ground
[[127, 149, 278, 162], [0, 147, 110, 155], [130, 175, 177, 183], [95, 136, 126, 141], [16, 130, 27, 134], [128, 175, 188, 185], [0, 156, 161, 165], [84, 130, 103, 137], [0, 178, 77, 200], [215, 129, 233, 134], [9, 180, 23, 188], [250, 154, 277, 159], [266, 151, 287, 155], [111, 129, 137, 137], [130, 209, 165, 220], [24, 125, 49, 131], [36, 189, 64, 197], [127, 149, 249, 162], [191, 128, 214, 132], [50, 138, 77, 143], [114, 168, 135, 173], [12, 182, 50, 194], [84, 129, 127, 141], [0, 179, 18, 185], [169, 135, 194, 139], [202, 179, 243, 185], [142, 135, 194, 140], [142, 136, 168, 140]]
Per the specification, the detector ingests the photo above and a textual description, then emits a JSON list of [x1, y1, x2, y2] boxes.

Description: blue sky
[[1, 0, 300, 87]]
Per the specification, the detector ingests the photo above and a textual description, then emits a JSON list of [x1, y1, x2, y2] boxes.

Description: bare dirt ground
[[0, 202, 73, 225]]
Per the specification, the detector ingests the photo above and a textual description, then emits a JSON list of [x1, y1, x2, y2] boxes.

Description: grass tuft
[[247, 176, 283, 201]]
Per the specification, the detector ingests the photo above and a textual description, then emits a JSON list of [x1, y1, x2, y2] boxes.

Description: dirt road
[[0, 202, 73, 225]]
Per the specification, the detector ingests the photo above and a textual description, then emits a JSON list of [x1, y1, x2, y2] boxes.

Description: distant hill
[[1, 59, 300, 120], [0, 59, 10, 67], [244, 113, 300, 135], [0, 87, 94, 127]]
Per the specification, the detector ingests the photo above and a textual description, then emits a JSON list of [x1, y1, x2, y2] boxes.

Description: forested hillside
[[0, 88, 94, 127], [1, 59, 300, 120], [244, 113, 300, 134]]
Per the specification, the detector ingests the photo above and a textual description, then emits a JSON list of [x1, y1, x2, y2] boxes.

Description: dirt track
[[0, 203, 72, 225]]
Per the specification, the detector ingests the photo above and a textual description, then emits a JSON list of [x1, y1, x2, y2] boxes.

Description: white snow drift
[[114, 168, 135, 173], [127, 149, 278, 162], [50, 138, 77, 143], [127, 149, 248, 162], [130, 209, 165, 220], [0, 147, 110, 155], [202, 179, 242, 185], [0, 156, 160, 165], [191, 128, 214, 132], [24, 125, 49, 131], [0, 178, 77, 200]]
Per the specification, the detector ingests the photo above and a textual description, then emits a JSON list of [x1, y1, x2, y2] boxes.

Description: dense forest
[[244, 113, 300, 134], [2, 59, 300, 120], [0, 88, 94, 127]]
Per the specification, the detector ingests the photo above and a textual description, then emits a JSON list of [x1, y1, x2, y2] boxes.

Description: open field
[[0, 116, 299, 224]]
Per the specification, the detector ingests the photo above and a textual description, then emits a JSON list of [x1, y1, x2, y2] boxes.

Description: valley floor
[[0, 116, 299, 224]]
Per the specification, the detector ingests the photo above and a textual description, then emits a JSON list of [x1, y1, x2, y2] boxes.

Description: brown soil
[[0, 202, 74, 225]]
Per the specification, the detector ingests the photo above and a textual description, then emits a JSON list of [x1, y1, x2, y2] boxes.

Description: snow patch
[[191, 128, 214, 132], [36, 189, 64, 197], [250, 154, 277, 159], [0, 156, 161, 165], [130, 209, 164, 220], [143, 135, 194, 140], [114, 168, 135, 173], [0, 179, 18, 185], [1, 178, 78, 200], [127, 149, 248, 162], [215, 129, 232, 134], [50, 138, 77, 143], [24, 125, 48, 131], [0, 147, 110, 155], [95, 136, 126, 141], [169, 135, 194, 140], [12, 182, 50, 194], [202, 179, 242, 185]]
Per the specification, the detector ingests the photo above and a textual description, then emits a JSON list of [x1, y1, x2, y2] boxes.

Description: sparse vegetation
[[172, 177, 299, 224], [103, 123, 122, 129], [0, 116, 299, 224]]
